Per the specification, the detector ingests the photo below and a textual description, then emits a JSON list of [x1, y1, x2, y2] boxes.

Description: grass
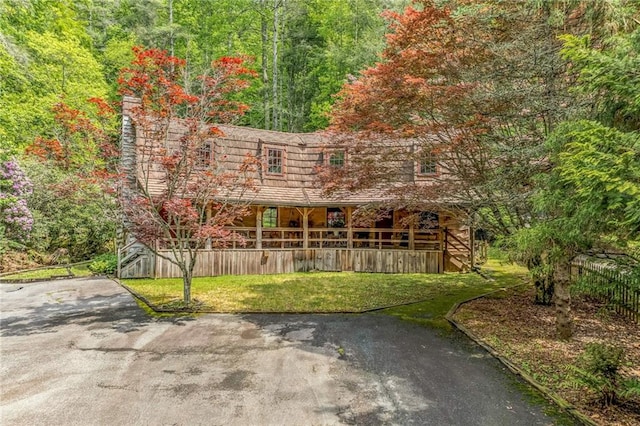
[[380, 257, 529, 329], [0, 264, 93, 281], [122, 257, 530, 327]]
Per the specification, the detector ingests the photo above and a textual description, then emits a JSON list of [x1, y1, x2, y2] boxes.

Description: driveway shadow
[[1, 280, 194, 337]]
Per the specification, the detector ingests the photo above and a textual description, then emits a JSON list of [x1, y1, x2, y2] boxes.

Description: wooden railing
[[117, 241, 154, 278], [155, 227, 443, 251], [443, 228, 472, 271]]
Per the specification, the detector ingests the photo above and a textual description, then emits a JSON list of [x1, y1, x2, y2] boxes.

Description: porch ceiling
[[246, 186, 393, 207]]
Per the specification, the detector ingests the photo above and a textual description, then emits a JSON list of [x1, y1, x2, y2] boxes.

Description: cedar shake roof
[[122, 96, 435, 207]]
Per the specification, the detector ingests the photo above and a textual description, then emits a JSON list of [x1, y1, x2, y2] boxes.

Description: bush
[[22, 159, 117, 262], [568, 343, 639, 406], [89, 253, 117, 275]]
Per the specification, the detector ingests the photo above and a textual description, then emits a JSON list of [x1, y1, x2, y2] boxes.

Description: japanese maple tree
[[321, 0, 589, 338], [26, 99, 118, 173], [22, 99, 120, 262], [118, 47, 258, 304]]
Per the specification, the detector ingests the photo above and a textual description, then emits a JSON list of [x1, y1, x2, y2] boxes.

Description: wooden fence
[[571, 255, 640, 323]]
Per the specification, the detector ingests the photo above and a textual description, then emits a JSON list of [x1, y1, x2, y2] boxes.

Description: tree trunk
[[271, 0, 280, 130], [260, 0, 270, 129], [553, 261, 572, 340], [183, 269, 192, 305]]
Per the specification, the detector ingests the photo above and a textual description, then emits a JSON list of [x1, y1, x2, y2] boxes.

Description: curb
[[0, 275, 75, 284], [446, 287, 598, 426], [0, 260, 91, 278]]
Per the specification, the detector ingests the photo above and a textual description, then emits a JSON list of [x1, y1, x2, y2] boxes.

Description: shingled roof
[[122, 96, 432, 207]]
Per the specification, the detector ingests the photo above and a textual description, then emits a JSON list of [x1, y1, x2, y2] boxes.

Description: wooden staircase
[[118, 241, 154, 278], [443, 228, 472, 272]]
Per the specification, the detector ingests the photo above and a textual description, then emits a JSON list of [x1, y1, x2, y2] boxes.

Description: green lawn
[[381, 259, 529, 329], [123, 258, 530, 329], [0, 264, 93, 281]]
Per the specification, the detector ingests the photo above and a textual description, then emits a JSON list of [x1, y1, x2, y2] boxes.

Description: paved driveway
[[1, 277, 570, 425]]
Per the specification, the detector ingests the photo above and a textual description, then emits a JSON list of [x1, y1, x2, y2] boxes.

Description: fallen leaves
[[455, 286, 640, 426]]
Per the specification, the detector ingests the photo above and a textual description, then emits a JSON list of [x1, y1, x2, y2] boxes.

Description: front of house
[[119, 97, 478, 278]]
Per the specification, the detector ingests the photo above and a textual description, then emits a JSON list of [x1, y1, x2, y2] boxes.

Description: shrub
[[89, 253, 117, 275], [568, 343, 639, 406]]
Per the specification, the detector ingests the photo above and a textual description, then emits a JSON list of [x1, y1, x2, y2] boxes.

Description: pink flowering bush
[[1, 159, 34, 242]]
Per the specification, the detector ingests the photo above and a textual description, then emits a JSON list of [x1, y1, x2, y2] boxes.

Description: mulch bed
[[454, 286, 640, 426]]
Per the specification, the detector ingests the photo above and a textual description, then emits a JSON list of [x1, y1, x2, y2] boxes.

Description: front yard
[[121, 264, 517, 317]]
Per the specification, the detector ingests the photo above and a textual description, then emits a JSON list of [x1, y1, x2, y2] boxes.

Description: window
[[263, 207, 278, 228], [419, 151, 437, 175], [329, 151, 345, 168], [419, 211, 439, 229], [267, 148, 283, 174], [196, 141, 212, 168], [327, 208, 345, 228]]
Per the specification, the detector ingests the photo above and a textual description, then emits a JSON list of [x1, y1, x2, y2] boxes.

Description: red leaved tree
[[322, 1, 572, 225], [119, 47, 258, 304], [26, 98, 119, 175], [321, 0, 585, 338]]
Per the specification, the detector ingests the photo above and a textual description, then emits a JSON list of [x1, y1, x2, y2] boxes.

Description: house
[[118, 96, 479, 278]]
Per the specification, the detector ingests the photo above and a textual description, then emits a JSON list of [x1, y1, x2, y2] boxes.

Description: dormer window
[[418, 151, 437, 175], [266, 147, 284, 175], [329, 151, 345, 168], [196, 141, 213, 168]]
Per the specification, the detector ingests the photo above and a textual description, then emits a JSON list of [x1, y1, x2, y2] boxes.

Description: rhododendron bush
[[0, 159, 33, 244]]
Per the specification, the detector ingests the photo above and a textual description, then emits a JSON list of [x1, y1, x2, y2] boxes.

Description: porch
[[209, 226, 443, 251], [119, 223, 475, 278]]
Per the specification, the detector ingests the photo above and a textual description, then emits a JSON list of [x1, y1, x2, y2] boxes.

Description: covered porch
[[215, 205, 451, 252], [120, 205, 474, 278], [121, 205, 477, 278]]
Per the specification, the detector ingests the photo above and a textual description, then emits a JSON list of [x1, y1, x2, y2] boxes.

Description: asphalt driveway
[[0, 277, 572, 425]]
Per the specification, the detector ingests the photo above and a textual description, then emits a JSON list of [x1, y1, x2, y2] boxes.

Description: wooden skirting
[[154, 249, 442, 278]]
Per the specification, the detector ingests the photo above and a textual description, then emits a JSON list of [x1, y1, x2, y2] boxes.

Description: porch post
[[256, 206, 263, 249], [409, 225, 415, 250], [278, 207, 284, 249], [346, 207, 353, 249], [302, 208, 309, 249], [393, 210, 400, 248]]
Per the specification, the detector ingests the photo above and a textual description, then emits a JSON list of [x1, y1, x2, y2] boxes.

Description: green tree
[[517, 24, 640, 339], [0, 0, 109, 148]]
